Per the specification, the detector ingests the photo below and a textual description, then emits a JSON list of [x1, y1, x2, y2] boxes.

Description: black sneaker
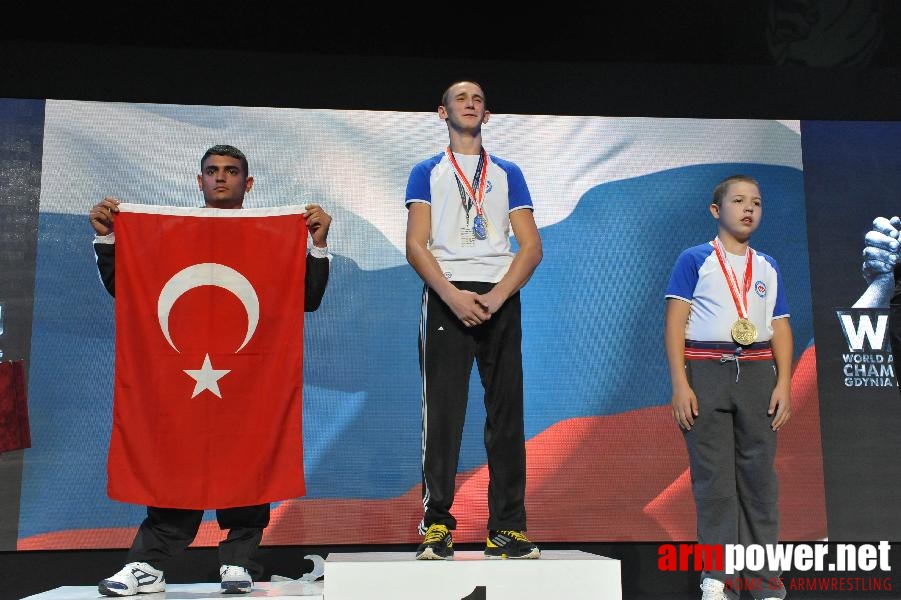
[[416, 523, 454, 559], [484, 530, 540, 559]]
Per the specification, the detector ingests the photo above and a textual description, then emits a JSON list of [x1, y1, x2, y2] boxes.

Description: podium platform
[[325, 549, 621, 600], [22, 549, 620, 600]]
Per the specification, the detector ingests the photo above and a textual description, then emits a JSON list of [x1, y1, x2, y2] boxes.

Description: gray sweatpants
[[684, 358, 785, 600]]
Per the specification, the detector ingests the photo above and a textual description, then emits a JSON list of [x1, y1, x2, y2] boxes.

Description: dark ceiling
[[4, 2, 901, 68]]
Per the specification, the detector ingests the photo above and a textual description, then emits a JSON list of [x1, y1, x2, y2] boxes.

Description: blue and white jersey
[[665, 241, 789, 342], [405, 150, 533, 283]]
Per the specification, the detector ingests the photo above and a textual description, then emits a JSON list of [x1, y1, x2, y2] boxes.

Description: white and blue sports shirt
[[405, 151, 533, 283], [665, 241, 789, 342]]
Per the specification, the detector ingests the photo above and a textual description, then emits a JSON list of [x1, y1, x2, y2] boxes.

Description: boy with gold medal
[[664, 175, 793, 600]]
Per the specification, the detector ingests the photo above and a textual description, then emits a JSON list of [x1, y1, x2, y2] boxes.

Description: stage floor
[[22, 580, 324, 599]]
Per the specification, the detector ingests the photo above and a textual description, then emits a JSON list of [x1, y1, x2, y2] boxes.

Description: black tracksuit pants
[[126, 504, 270, 579], [418, 281, 527, 533]]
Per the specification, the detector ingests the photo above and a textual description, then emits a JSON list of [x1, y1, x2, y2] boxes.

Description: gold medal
[[731, 318, 758, 346], [712, 239, 758, 346]]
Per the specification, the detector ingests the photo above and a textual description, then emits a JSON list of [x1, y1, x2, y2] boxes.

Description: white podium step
[[21, 550, 620, 600], [324, 550, 622, 600], [21, 580, 324, 599]]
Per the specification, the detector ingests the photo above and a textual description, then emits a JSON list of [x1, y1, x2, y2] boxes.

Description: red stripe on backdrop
[[20, 346, 823, 549]]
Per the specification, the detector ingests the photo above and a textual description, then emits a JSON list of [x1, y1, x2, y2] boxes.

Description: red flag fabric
[[0, 359, 30, 453], [109, 204, 308, 508]]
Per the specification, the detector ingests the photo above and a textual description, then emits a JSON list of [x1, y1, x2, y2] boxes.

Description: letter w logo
[[836, 310, 890, 351]]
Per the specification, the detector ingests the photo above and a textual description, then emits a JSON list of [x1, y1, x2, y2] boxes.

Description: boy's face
[[710, 181, 761, 242], [197, 154, 253, 209]]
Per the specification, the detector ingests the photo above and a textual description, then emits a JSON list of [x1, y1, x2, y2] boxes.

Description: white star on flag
[[183, 353, 231, 398]]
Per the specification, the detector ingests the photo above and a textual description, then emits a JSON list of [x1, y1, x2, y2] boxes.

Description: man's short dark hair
[[201, 145, 248, 174], [712, 174, 759, 206], [441, 80, 486, 108]]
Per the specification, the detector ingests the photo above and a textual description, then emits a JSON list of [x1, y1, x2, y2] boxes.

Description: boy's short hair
[[712, 174, 759, 206], [201, 144, 248, 174], [713, 174, 760, 206]]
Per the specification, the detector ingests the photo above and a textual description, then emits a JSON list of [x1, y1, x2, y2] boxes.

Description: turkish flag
[[109, 204, 308, 508]]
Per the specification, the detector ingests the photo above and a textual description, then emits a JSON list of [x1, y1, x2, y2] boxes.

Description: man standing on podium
[[404, 81, 543, 560]]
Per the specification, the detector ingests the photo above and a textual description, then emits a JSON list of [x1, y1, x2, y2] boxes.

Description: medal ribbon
[[712, 238, 753, 320], [446, 147, 488, 225]]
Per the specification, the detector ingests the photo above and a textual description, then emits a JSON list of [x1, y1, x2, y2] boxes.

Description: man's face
[[439, 82, 490, 132], [197, 155, 253, 209]]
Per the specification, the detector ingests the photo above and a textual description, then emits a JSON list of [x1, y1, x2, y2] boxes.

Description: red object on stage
[[0, 359, 30, 453]]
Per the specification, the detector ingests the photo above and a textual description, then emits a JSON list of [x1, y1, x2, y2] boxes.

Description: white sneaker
[[98, 562, 166, 597], [700, 577, 728, 600], [220, 564, 253, 594]]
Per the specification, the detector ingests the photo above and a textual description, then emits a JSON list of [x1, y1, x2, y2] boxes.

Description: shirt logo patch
[[486, 180, 493, 193], [755, 280, 767, 297]]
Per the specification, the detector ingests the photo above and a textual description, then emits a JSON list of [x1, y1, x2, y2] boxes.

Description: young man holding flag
[[88, 145, 331, 596]]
